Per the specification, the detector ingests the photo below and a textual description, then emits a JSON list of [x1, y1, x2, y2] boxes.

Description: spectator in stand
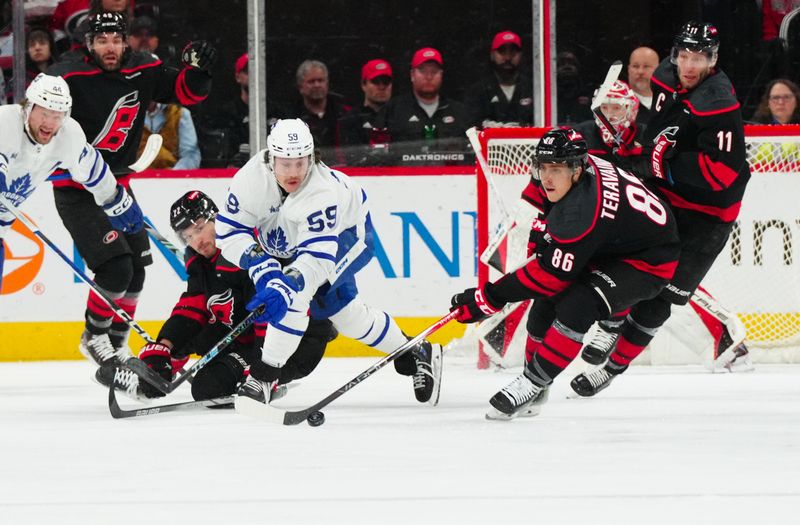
[[375, 47, 470, 164], [338, 58, 393, 165], [556, 50, 593, 125], [292, 60, 350, 154], [751, 78, 800, 124], [464, 30, 533, 128], [127, 15, 157, 53], [762, 0, 800, 41], [26, 28, 56, 85], [139, 100, 201, 169], [626, 46, 659, 125], [49, 0, 133, 55]]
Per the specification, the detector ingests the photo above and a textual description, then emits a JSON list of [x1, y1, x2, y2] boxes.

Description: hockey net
[[450, 125, 800, 367]]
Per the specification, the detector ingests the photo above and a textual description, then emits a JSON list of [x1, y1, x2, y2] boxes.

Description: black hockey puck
[[307, 411, 325, 427]]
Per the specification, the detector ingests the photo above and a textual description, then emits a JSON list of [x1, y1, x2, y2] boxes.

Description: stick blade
[[128, 133, 163, 172], [591, 60, 623, 111], [234, 395, 291, 424]]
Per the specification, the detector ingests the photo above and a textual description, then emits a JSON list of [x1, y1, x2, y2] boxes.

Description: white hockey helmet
[[267, 118, 315, 159], [26, 73, 72, 115]]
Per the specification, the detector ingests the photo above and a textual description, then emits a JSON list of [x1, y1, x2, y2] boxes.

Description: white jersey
[[216, 151, 369, 293], [0, 105, 117, 238]]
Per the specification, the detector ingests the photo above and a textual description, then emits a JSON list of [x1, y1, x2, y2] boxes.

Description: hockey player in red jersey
[[571, 21, 753, 397], [451, 128, 680, 419], [99, 191, 337, 402], [46, 12, 215, 367]]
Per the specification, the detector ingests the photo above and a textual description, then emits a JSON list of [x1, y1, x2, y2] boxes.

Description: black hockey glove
[[181, 40, 217, 72], [138, 343, 173, 398], [648, 126, 678, 183], [450, 283, 505, 324]]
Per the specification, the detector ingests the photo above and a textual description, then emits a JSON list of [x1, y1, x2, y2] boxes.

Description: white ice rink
[[1, 357, 799, 525]]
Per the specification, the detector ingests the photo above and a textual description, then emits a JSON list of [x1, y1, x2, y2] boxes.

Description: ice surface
[[1, 358, 799, 524]]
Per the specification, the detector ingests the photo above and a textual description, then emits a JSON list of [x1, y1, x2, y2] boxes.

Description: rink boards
[[0, 167, 477, 360]]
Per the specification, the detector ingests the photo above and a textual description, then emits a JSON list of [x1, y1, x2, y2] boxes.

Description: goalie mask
[[593, 80, 639, 138], [670, 20, 719, 68], [533, 128, 588, 181], [170, 190, 218, 234]]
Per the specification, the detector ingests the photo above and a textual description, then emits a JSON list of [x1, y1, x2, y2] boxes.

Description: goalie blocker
[[451, 128, 680, 419]]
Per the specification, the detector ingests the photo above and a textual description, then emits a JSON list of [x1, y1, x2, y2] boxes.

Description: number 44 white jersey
[[216, 151, 370, 292], [0, 105, 117, 238]]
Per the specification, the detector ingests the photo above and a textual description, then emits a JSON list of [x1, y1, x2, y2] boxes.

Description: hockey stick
[[128, 133, 163, 172], [0, 193, 156, 345], [108, 386, 233, 419], [591, 60, 624, 145], [235, 309, 460, 425], [120, 238, 369, 395], [121, 305, 262, 394]]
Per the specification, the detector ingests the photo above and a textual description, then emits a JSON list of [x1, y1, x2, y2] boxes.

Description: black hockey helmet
[[170, 190, 218, 233], [671, 21, 719, 65], [86, 11, 128, 41], [535, 127, 588, 165]]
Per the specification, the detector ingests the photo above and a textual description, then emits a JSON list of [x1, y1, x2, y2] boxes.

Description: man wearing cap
[[128, 16, 159, 54], [375, 47, 470, 164], [338, 58, 393, 165], [464, 30, 534, 128], [292, 60, 351, 157]]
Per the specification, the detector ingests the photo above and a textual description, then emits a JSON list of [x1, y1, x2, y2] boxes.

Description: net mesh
[[478, 126, 800, 354]]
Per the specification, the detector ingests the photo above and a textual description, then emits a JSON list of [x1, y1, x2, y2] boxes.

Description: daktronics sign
[[1, 215, 45, 295]]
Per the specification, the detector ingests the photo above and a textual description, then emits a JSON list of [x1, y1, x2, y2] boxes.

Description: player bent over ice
[[98, 190, 336, 402], [215, 119, 443, 406], [0, 73, 142, 302], [450, 128, 680, 420]]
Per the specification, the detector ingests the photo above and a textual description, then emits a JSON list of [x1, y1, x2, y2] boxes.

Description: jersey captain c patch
[[92, 91, 141, 153]]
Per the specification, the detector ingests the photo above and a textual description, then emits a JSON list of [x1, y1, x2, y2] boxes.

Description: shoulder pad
[[546, 172, 600, 243], [123, 50, 162, 69], [685, 71, 739, 115]]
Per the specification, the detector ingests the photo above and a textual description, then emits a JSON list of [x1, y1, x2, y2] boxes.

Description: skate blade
[[485, 407, 519, 421]]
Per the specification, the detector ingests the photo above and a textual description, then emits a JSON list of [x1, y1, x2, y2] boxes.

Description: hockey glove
[[138, 343, 173, 398], [103, 185, 144, 234], [649, 126, 678, 183], [527, 217, 547, 258], [246, 272, 301, 325], [450, 283, 505, 324], [182, 40, 217, 72], [241, 245, 283, 289]]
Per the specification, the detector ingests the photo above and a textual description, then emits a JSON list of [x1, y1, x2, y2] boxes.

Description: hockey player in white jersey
[[215, 118, 443, 405], [0, 73, 143, 300]]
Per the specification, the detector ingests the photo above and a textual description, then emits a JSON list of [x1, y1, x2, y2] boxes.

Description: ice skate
[[79, 330, 128, 367], [411, 341, 443, 406], [581, 324, 620, 365], [486, 372, 548, 420], [570, 366, 617, 397]]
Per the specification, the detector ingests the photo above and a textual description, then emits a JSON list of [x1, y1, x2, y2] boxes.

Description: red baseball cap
[[492, 30, 522, 51], [235, 53, 248, 76], [411, 47, 443, 68], [362, 59, 393, 81]]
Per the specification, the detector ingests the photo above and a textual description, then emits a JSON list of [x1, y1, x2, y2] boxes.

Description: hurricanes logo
[[1, 213, 45, 295], [93, 91, 141, 152], [208, 289, 235, 327]]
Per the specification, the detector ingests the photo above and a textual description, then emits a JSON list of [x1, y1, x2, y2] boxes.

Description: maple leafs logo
[[0, 174, 34, 211], [266, 227, 290, 255]]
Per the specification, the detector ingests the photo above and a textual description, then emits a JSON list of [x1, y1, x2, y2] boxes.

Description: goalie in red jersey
[[451, 128, 680, 420]]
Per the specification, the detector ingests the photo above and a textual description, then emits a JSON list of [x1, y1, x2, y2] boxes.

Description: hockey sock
[[85, 286, 125, 335], [109, 293, 139, 348], [524, 335, 543, 364], [526, 321, 583, 385], [86, 256, 134, 335], [607, 315, 661, 373]]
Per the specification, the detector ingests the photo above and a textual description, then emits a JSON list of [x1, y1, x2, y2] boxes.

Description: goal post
[[466, 125, 800, 367]]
